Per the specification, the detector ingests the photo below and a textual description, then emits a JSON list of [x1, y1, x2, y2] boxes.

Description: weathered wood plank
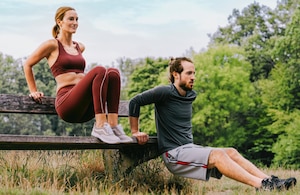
[[0, 93, 159, 180], [0, 133, 160, 180], [0, 134, 157, 150], [0, 94, 129, 117], [0, 94, 56, 114]]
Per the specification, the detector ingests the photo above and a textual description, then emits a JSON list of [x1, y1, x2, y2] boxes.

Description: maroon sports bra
[[50, 39, 86, 77]]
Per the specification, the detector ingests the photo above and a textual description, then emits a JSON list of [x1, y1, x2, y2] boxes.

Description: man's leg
[[207, 148, 263, 188], [224, 148, 269, 179], [223, 148, 297, 190]]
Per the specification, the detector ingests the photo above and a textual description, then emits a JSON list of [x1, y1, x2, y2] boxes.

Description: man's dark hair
[[169, 57, 193, 83]]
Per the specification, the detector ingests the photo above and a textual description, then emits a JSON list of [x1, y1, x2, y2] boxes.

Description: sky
[[0, 0, 278, 66]]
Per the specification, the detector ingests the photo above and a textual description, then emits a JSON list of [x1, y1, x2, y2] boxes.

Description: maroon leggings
[[55, 66, 120, 123]]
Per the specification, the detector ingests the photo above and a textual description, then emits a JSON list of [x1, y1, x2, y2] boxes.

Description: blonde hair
[[52, 6, 75, 38]]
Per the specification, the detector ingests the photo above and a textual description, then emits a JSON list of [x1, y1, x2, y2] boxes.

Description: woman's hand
[[29, 91, 44, 104], [132, 132, 149, 145]]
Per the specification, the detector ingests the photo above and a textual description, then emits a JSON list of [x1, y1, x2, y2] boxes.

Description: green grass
[[0, 150, 298, 195]]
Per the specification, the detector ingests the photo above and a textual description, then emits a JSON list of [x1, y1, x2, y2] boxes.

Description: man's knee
[[209, 148, 227, 166], [224, 147, 241, 160]]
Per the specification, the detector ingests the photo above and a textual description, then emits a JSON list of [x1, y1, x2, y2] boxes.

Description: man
[[128, 57, 296, 191]]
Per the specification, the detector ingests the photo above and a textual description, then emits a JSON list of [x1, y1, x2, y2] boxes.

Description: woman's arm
[[23, 39, 57, 102]]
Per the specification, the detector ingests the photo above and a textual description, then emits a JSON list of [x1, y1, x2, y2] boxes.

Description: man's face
[[177, 61, 195, 91]]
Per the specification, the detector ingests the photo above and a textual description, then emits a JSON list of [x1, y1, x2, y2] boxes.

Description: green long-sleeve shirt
[[129, 84, 197, 154]]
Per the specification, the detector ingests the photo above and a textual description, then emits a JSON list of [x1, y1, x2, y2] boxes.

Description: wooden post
[[102, 138, 159, 181]]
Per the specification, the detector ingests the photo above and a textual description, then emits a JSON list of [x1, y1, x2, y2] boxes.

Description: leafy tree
[[116, 57, 145, 100], [0, 53, 24, 94], [31, 58, 57, 97], [209, 3, 273, 46], [209, 0, 299, 81], [209, 2, 274, 81], [270, 6, 300, 111], [126, 57, 169, 135], [0, 53, 49, 135], [258, 6, 300, 167], [192, 45, 274, 164], [271, 110, 300, 168]]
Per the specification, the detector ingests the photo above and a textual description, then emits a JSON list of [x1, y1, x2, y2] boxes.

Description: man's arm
[[129, 116, 149, 145], [128, 85, 169, 144]]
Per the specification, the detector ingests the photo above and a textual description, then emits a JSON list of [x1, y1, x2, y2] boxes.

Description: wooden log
[[0, 134, 157, 150], [0, 134, 159, 181], [0, 94, 159, 181], [0, 94, 129, 117]]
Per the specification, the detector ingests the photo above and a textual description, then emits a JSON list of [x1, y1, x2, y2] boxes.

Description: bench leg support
[[102, 144, 159, 181]]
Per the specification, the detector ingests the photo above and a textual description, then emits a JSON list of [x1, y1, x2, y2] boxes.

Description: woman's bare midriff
[[55, 72, 85, 92]]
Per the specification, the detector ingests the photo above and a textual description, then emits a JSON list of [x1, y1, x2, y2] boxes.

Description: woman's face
[[58, 10, 78, 34]]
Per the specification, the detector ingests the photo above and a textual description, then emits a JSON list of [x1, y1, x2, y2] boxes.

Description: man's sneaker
[[260, 177, 275, 191], [112, 125, 133, 143], [260, 175, 297, 191], [271, 175, 297, 191], [91, 122, 120, 144]]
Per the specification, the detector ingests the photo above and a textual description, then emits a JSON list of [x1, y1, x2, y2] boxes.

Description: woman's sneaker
[[91, 122, 120, 144], [112, 125, 133, 143]]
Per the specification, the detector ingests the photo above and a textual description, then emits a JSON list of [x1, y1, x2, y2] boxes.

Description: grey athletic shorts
[[162, 143, 222, 181]]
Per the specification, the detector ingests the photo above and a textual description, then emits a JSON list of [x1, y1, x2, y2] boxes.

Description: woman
[[23, 6, 132, 144]]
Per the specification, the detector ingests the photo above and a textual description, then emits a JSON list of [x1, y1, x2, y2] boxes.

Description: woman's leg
[[55, 66, 108, 123], [105, 68, 132, 143], [106, 68, 121, 127], [55, 66, 127, 143]]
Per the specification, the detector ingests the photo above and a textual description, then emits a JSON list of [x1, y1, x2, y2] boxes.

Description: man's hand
[[132, 132, 149, 145]]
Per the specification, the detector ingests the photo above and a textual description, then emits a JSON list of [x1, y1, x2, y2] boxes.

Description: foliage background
[[0, 0, 299, 168]]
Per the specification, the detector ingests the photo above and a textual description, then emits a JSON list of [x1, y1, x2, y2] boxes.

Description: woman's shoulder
[[37, 39, 58, 51], [38, 39, 56, 45], [28, 39, 58, 60], [76, 41, 85, 53]]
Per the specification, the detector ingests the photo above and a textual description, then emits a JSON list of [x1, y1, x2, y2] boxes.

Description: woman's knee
[[93, 66, 107, 73], [90, 66, 120, 81], [107, 68, 120, 80], [88, 66, 107, 78], [107, 67, 120, 75], [107, 67, 118, 71]]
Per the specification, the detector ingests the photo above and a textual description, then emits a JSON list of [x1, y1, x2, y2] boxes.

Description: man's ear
[[172, 71, 179, 80]]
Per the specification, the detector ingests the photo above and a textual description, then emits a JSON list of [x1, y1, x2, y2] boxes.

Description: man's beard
[[179, 82, 192, 91]]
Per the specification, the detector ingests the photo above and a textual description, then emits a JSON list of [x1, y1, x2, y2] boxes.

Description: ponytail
[[52, 24, 60, 38]]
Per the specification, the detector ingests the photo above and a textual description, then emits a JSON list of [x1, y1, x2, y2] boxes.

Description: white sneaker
[[91, 122, 120, 144], [112, 125, 133, 143]]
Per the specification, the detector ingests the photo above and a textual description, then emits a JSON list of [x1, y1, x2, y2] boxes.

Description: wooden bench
[[0, 94, 159, 181]]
